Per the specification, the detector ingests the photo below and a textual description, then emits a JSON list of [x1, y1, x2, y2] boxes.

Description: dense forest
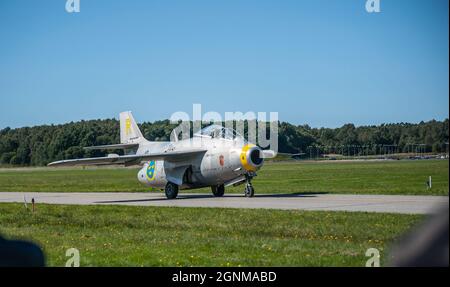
[[0, 118, 448, 166]]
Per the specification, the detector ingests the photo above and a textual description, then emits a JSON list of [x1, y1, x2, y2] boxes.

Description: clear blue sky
[[0, 0, 448, 128]]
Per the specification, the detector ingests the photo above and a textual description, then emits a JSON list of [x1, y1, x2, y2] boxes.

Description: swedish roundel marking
[[146, 161, 156, 181]]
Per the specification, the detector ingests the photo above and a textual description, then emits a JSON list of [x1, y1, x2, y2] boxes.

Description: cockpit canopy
[[194, 124, 244, 141]]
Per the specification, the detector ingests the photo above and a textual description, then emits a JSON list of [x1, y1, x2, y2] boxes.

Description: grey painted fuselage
[[136, 136, 254, 190]]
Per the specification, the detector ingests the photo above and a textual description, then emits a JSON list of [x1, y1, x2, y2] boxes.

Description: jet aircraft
[[48, 112, 276, 199]]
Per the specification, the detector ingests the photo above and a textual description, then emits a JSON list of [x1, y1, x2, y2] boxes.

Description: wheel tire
[[211, 185, 225, 197], [165, 182, 179, 199], [244, 184, 254, 197]]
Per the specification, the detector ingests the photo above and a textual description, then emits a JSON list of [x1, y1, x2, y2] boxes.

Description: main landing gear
[[165, 182, 179, 199], [211, 184, 225, 197], [244, 173, 255, 198]]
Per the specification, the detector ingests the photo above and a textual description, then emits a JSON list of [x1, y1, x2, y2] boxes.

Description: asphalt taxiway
[[0, 192, 447, 214]]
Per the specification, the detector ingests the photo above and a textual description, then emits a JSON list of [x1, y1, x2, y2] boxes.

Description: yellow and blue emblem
[[146, 161, 156, 181]]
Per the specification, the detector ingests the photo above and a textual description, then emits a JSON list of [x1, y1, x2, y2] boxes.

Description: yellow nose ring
[[240, 144, 257, 172]]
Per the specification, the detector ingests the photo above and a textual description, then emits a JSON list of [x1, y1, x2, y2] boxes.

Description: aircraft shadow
[[255, 192, 328, 198], [93, 191, 327, 204]]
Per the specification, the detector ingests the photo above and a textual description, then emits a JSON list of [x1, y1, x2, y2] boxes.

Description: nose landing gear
[[244, 183, 254, 197], [244, 173, 256, 197]]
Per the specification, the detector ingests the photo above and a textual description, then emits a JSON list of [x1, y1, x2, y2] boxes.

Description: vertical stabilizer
[[120, 111, 145, 144]]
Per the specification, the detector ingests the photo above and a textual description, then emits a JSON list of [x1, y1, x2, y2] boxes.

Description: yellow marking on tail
[[125, 118, 131, 135]]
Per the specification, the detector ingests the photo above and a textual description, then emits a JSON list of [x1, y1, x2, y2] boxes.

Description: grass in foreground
[[0, 203, 422, 266], [0, 160, 448, 195]]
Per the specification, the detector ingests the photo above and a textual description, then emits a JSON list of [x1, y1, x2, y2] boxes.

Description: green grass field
[[0, 160, 447, 195], [0, 203, 422, 267]]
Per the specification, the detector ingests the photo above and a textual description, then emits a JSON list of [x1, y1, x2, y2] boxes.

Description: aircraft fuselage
[[136, 137, 263, 190]]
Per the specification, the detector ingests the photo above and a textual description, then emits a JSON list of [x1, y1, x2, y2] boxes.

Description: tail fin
[[120, 111, 145, 144]]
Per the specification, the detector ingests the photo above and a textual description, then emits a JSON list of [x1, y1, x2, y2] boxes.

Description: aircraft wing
[[83, 143, 139, 150], [271, 152, 306, 158], [47, 149, 207, 167], [260, 150, 305, 159]]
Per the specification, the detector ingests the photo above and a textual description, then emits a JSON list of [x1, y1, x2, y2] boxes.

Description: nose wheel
[[244, 173, 255, 197], [244, 183, 254, 197]]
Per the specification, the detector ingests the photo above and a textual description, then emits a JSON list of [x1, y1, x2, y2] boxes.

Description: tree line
[[0, 118, 448, 166]]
